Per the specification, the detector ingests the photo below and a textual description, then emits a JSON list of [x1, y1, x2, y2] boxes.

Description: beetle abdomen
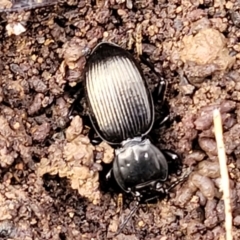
[[85, 42, 154, 144]]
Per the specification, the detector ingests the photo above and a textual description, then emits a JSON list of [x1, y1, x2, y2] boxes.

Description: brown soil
[[1, 1, 240, 239]]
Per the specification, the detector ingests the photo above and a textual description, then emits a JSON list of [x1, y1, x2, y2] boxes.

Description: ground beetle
[[84, 42, 188, 232]]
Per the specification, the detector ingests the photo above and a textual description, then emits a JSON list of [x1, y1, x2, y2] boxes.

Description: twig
[[213, 109, 233, 240]]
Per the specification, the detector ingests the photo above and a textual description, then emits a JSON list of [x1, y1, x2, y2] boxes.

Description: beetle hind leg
[[152, 79, 167, 105], [139, 55, 167, 105], [153, 80, 171, 128]]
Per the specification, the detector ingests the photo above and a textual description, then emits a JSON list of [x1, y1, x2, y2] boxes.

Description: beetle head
[[113, 137, 168, 196]]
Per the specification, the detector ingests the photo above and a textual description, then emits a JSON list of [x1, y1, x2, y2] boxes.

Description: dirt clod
[[179, 28, 236, 85]]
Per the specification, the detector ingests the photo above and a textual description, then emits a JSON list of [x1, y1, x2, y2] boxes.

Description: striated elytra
[[86, 42, 154, 144], [85, 42, 170, 199]]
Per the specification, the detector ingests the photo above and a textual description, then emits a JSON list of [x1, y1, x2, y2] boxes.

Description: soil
[[0, 0, 240, 239]]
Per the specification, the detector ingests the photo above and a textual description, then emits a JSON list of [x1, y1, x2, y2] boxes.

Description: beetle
[[84, 41, 182, 200], [83, 42, 191, 233]]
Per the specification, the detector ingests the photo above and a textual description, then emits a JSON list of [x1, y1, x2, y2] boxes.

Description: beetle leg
[[167, 167, 192, 192], [162, 149, 183, 176], [155, 114, 169, 127], [162, 149, 180, 167], [106, 168, 113, 181], [68, 103, 76, 119], [162, 149, 179, 161], [91, 136, 102, 145], [144, 188, 165, 203], [152, 79, 167, 105], [68, 86, 84, 118], [153, 80, 170, 128], [139, 55, 167, 104], [162, 149, 180, 162], [155, 182, 167, 194], [153, 103, 170, 128]]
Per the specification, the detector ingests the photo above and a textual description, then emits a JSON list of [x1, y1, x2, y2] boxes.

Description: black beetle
[[84, 42, 183, 199], [83, 42, 191, 233]]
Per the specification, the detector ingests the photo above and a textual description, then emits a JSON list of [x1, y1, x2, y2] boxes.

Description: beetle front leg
[[161, 150, 192, 192], [162, 149, 179, 161], [162, 149, 182, 176], [167, 167, 192, 192]]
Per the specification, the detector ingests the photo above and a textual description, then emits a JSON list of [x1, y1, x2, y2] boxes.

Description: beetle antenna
[[114, 194, 140, 236]]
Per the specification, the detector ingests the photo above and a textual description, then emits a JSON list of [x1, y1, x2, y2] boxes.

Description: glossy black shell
[[113, 138, 168, 193], [85, 42, 154, 144]]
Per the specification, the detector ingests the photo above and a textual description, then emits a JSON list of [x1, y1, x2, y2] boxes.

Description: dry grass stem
[[213, 109, 233, 240]]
